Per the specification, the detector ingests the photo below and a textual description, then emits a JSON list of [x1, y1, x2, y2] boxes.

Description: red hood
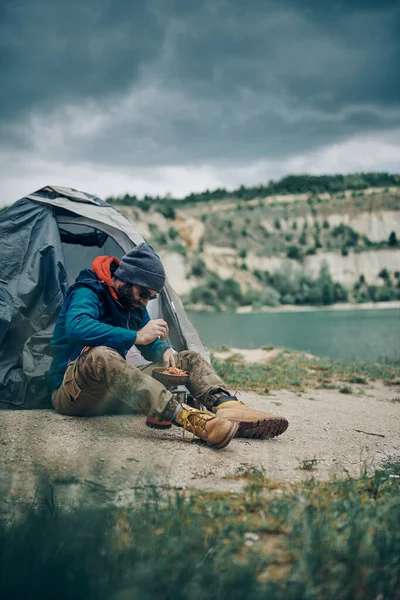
[[91, 255, 120, 302]]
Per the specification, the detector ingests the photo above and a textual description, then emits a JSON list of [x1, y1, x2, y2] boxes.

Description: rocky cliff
[[117, 187, 400, 309]]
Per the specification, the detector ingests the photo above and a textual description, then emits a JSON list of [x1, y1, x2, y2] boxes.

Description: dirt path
[[1, 380, 399, 513]]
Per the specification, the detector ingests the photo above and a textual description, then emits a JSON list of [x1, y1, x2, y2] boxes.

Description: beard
[[117, 282, 137, 311]]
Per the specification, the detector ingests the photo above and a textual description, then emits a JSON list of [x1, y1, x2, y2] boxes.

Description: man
[[47, 243, 288, 449]]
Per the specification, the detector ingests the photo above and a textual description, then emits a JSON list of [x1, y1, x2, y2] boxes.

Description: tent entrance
[[57, 219, 126, 285]]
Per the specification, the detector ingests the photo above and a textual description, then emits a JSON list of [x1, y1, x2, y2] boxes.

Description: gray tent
[[0, 185, 208, 409]]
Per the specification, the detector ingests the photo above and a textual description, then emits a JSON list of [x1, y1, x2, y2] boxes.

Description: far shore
[[185, 300, 400, 314]]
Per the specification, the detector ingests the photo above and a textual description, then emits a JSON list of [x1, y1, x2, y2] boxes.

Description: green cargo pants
[[52, 346, 230, 418]]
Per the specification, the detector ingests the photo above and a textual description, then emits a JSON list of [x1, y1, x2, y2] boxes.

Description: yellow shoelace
[[182, 410, 210, 442]]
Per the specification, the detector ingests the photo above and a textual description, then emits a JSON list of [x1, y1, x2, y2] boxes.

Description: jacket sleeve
[[135, 309, 169, 363], [65, 287, 137, 350]]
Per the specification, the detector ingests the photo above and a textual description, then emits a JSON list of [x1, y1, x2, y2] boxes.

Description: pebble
[[244, 532, 259, 542]]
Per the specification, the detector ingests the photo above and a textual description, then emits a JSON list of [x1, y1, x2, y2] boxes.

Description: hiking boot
[[173, 403, 238, 449], [212, 397, 289, 439]]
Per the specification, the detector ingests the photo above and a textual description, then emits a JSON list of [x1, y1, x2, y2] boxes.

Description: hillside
[[111, 179, 400, 311]]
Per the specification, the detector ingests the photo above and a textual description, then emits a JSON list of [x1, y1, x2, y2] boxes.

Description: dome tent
[[0, 185, 209, 409]]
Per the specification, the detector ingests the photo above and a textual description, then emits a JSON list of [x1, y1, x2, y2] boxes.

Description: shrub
[[299, 231, 307, 245], [286, 245, 302, 260], [155, 203, 176, 220], [334, 282, 348, 302], [238, 249, 247, 259], [168, 227, 179, 240], [378, 268, 390, 281], [355, 289, 370, 303], [281, 292, 295, 304], [188, 274, 244, 310], [255, 286, 281, 307], [314, 235, 323, 249], [368, 285, 378, 301], [190, 257, 206, 278], [169, 244, 187, 256], [139, 199, 151, 212], [323, 220, 330, 229], [332, 224, 359, 247], [274, 218, 281, 230], [156, 232, 168, 246], [376, 285, 396, 302]]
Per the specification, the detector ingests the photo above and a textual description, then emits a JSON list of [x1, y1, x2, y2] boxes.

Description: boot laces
[[182, 410, 210, 442]]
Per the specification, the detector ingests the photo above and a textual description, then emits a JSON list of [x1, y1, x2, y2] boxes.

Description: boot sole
[[213, 422, 240, 449], [146, 416, 172, 429], [233, 417, 289, 439]]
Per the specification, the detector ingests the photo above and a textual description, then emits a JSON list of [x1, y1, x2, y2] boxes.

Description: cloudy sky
[[1, 0, 399, 205]]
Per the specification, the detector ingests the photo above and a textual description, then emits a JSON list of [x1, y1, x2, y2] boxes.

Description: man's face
[[117, 282, 157, 311]]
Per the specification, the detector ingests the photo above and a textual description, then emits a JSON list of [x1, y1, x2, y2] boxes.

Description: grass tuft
[[339, 385, 353, 394], [1, 462, 399, 599], [298, 457, 319, 471], [212, 350, 400, 392]]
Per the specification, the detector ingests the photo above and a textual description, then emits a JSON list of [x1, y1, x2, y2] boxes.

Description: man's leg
[[52, 346, 238, 449], [176, 351, 289, 439], [52, 346, 176, 419]]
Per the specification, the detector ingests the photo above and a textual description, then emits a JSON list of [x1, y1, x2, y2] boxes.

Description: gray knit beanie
[[114, 243, 166, 292]]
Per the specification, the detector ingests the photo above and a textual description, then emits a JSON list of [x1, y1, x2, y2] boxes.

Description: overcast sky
[[1, 0, 399, 205]]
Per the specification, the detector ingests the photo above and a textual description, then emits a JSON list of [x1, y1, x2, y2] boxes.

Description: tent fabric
[[0, 186, 209, 409]]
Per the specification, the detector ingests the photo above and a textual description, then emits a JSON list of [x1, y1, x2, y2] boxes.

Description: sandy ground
[[1, 378, 399, 514]]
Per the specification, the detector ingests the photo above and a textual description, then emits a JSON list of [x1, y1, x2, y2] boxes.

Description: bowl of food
[[152, 366, 189, 386]]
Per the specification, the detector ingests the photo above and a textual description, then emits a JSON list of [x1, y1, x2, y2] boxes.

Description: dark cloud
[[0, 0, 399, 169], [0, 0, 167, 118]]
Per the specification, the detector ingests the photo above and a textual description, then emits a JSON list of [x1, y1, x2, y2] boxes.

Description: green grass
[[1, 461, 399, 599], [298, 457, 319, 471], [211, 350, 400, 392]]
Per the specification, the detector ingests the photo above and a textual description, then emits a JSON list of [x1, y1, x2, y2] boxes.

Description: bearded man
[[46, 243, 288, 449]]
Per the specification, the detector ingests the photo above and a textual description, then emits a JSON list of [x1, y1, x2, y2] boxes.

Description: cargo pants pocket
[[62, 361, 84, 404]]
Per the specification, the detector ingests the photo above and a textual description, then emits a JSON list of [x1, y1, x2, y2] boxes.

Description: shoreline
[[185, 300, 400, 314]]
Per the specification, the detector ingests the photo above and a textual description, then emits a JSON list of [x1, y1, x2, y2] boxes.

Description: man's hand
[[135, 319, 169, 345], [162, 349, 176, 368]]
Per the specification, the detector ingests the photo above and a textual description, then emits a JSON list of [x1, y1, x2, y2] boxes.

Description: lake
[[187, 308, 400, 362]]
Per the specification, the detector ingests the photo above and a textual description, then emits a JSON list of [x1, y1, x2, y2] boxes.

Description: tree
[[388, 231, 398, 246], [318, 262, 335, 305]]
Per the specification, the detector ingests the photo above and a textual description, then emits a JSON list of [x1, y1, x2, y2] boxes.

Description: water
[[188, 308, 400, 362]]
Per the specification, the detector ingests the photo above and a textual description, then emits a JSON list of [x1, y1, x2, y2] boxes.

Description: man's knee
[[78, 346, 125, 382], [179, 350, 199, 361], [88, 346, 122, 363]]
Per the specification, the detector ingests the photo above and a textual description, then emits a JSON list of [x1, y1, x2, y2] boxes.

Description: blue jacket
[[46, 269, 168, 391]]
